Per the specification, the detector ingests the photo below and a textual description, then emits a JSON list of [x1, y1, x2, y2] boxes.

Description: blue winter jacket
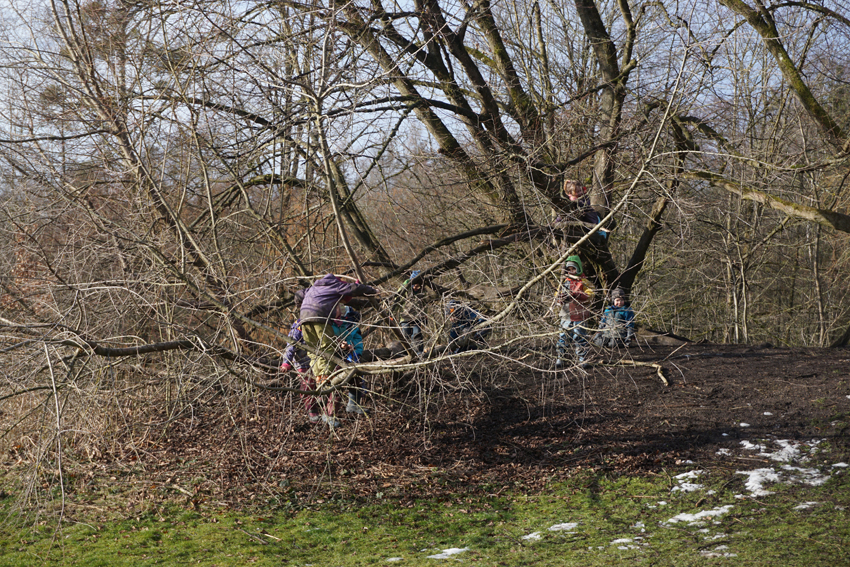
[[600, 305, 635, 340], [332, 307, 364, 362]]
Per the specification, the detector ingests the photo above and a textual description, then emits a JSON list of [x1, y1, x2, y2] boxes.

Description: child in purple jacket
[[299, 274, 377, 425], [280, 319, 321, 423]]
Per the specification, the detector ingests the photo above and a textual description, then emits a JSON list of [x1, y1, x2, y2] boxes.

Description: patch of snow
[[611, 538, 633, 544], [664, 505, 734, 525], [703, 533, 728, 540], [766, 440, 810, 462], [739, 423, 751, 427], [701, 545, 737, 558], [672, 483, 704, 492], [832, 463, 849, 468], [522, 532, 542, 541], [427, 548, 469, 559], [548, 522, 578, 532], [764, 412, 773, 416], [781, 465, 829, 486], [387, 558, 404, 562], [736, 468, 780, 496], [794, 502, 819, 510], [740, 440, 765, 452], [739, 439, 822, 463], [722, 433, 729, 437], [716, 448, 732, 456], [674, 470, 705, 480]]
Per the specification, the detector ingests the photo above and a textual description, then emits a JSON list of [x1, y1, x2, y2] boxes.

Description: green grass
[[1, 467, 848, 566]]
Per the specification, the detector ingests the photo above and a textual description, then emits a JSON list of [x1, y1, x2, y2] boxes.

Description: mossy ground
[[1, 463, 847, 566]]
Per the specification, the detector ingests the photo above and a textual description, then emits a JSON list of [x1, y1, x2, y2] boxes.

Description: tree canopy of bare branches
[[2, 0, 850, 498]]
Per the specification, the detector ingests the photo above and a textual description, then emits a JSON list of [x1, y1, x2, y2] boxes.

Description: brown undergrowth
[[4, 343, 850, 511]]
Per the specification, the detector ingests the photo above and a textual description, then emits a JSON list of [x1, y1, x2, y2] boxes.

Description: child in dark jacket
[[594, 287, 635, 348], [398, 270, 431, 356], [446, 300, 491, 353]]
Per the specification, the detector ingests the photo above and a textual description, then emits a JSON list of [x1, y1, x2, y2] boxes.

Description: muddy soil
[[120, 343, 850, 503]]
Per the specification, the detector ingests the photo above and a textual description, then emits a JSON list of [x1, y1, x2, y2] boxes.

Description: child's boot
[[346, 391, 367, 415]]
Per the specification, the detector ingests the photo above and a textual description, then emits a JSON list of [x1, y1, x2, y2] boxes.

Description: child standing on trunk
[[555, 255, 595, 368]]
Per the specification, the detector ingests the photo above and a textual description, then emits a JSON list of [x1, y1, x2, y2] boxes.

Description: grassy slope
[[1, 465, 848, 566]]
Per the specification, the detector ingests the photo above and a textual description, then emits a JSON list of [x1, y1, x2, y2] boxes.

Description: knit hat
[[611, 287, 626, 300], [565, 255, 583, 274]]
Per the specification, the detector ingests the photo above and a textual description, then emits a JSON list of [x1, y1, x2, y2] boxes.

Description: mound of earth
[[110, 343, 850, 505]]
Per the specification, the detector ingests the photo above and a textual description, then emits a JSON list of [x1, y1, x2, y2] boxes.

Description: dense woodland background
[[1, 0, 850, 497]]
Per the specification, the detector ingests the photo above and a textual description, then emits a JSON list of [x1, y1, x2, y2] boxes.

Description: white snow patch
[[672, 470, 705, 492], [781, 465, 829, 486], [672, 483, 704, 492], [764, 412, 773, 416], [427, 548, 469, 559], [740, 440, 765, 452], [736, 468, 780, 496], [739, 423, 751, 427], [664, 505, 734, 525], [613, 538, 641, 550], [832, 463, 849, 468], [386, 558, 404, 562], [703, 533, 728, 540], [794, 502, 819, 510], [739, 439, 822, 463], [674, 470, 705, 480], [716, 448, 732, 456], [701, 545, 737, 558], [522, 532, 542, 541], [548, 522, 578, 532]]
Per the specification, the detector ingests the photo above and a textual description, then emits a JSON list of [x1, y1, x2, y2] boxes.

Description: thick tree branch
[[683, 170, 850, 233]]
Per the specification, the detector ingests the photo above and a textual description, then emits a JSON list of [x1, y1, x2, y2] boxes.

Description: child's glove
[[280, 362, 292, 372]]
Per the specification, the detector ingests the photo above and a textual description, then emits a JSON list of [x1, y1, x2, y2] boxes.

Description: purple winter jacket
[[299, 274, 377, 323]]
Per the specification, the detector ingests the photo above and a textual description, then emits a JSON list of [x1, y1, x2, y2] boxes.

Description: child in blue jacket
[[446, 300, 491, 353], [594, 287, 635, 348], [332, 306, 368, 416]]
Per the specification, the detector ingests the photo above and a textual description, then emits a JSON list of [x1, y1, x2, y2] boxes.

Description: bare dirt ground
[[113, 343, 850, 505]]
